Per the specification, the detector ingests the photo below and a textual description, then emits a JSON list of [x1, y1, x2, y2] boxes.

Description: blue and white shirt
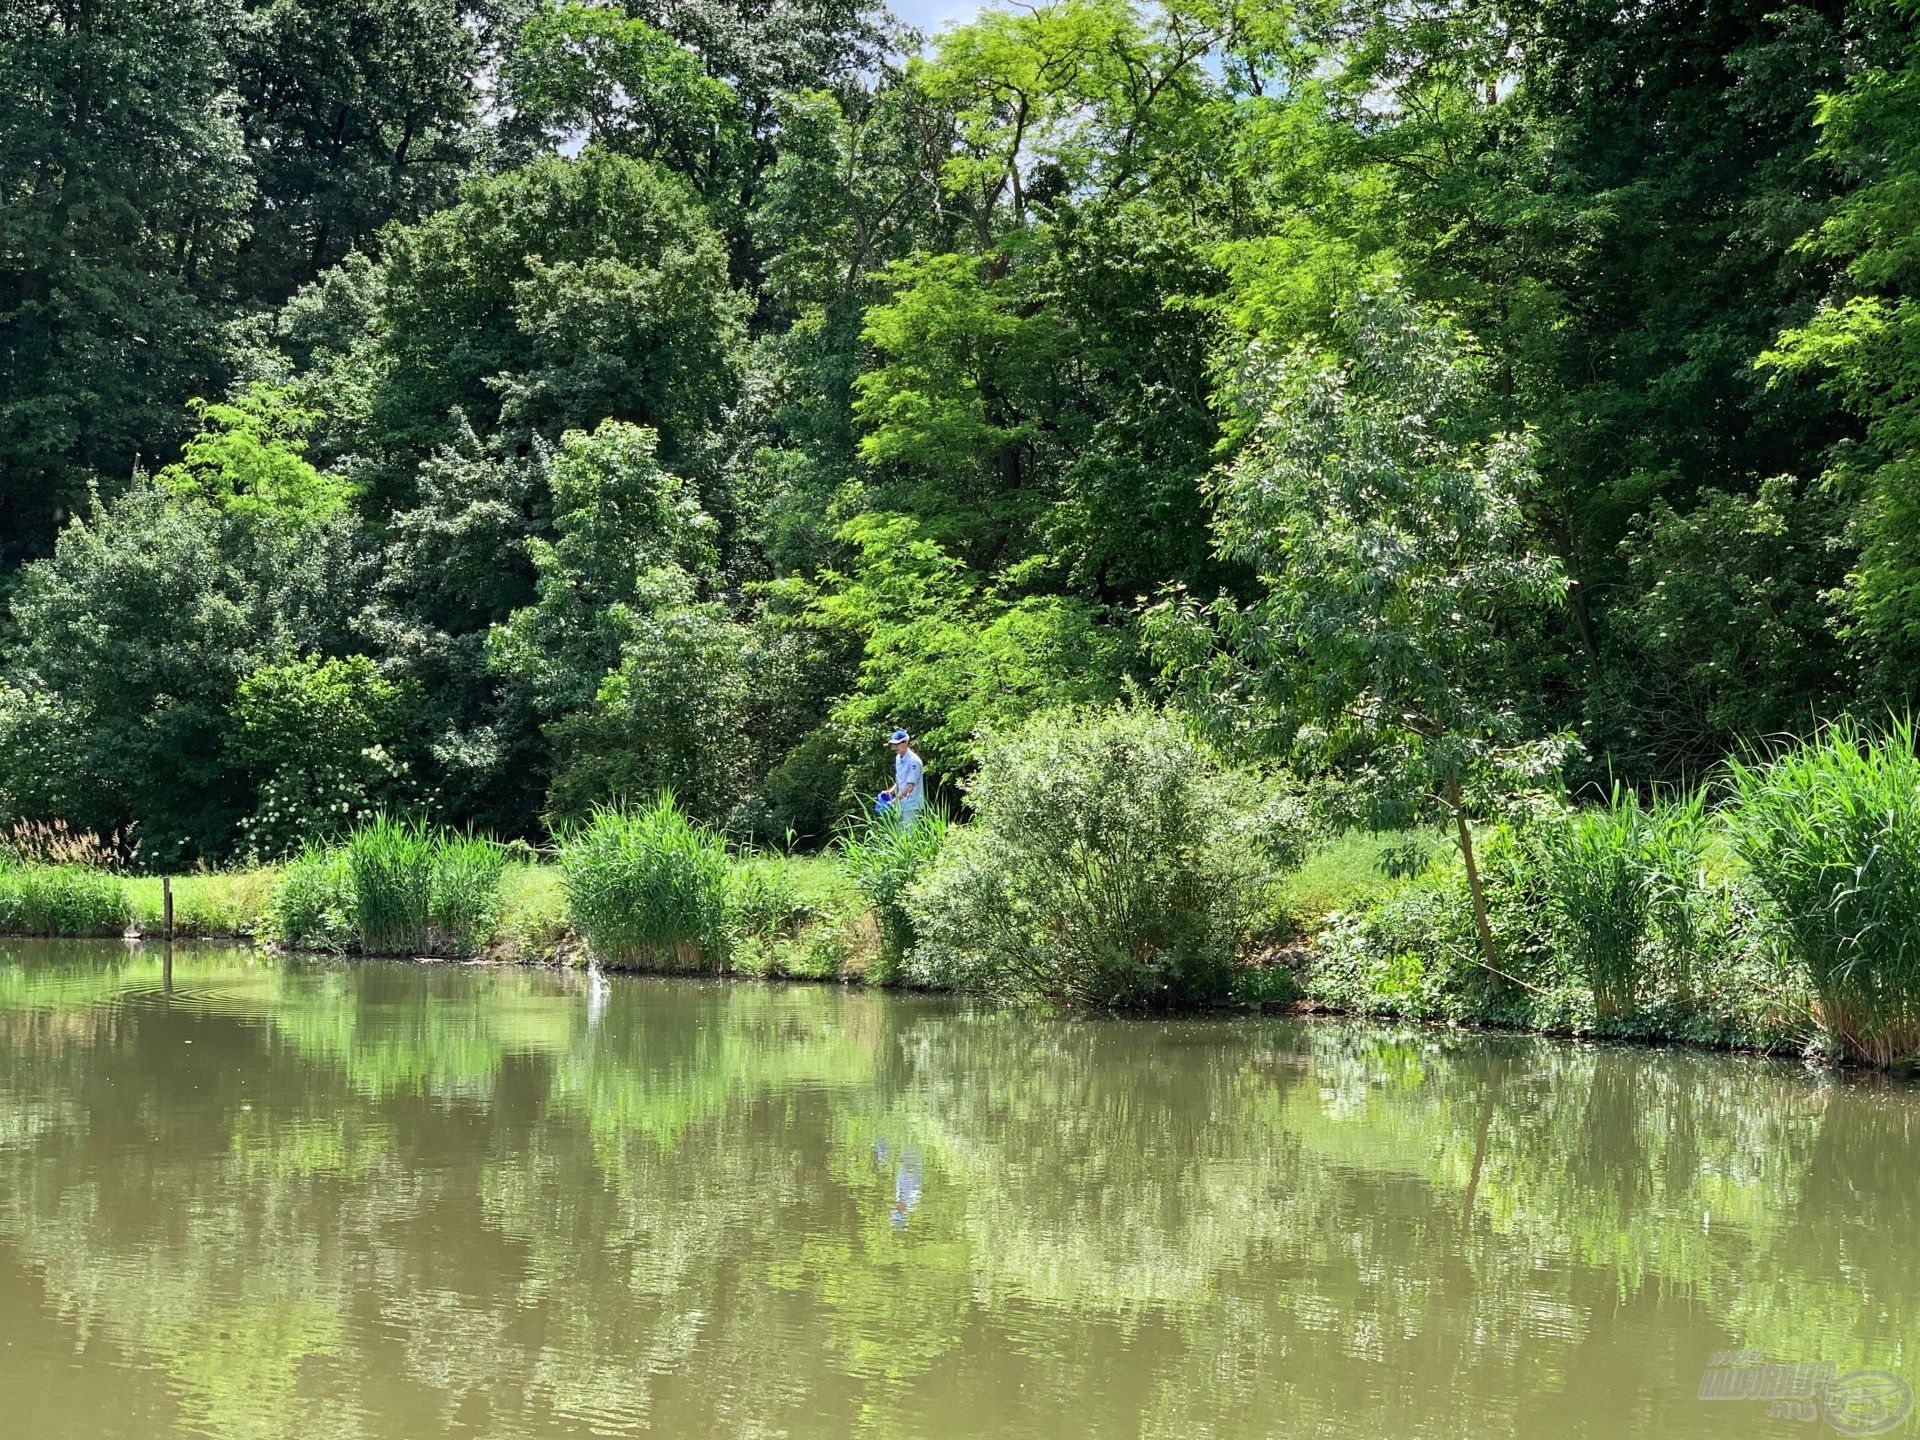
[[894, 749, 925, 814]]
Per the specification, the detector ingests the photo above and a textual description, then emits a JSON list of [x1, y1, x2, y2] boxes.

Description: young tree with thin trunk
[[1148, 282, 1571, 982]]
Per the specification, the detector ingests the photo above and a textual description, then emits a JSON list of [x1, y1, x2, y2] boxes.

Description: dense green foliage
[[267, 844, 356, 953], [8, 0, 1920, 995], [906, 707, 1272, 1007], [0, 0, 500, 570], [1301, 716, 1920, 1066], [1304, 821, 1788, 1051], [560, 795, 735, 970], [1149, 284, 1569, 977]]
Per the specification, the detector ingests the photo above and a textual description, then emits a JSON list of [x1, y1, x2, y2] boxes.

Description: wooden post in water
[[161, 876, 175, 996]]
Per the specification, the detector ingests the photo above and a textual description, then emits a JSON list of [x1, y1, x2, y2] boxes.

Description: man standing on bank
[[888, 729, 925, 827]]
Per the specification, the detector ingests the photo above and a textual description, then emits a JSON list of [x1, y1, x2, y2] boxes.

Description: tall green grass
[[561, 795, 733, 970], [129, 869, 276, 937], [430, 832, 508, 955], [1728, 717, 1920, 1067], [267, 843, 356, 952], [1518, 786, 1726, 1020], [1530, 788, 1659, 1017], [266, 817, 506, 957], [838, 806, 947, 983], [348, 816, 437, 955], [0, 865, 133, 936], [1638, 789, 1718, 999]]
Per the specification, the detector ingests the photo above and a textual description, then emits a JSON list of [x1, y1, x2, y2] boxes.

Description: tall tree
[[0, 0, 251, 567], [501, 0, 902, 291], [342, 148, 746, 508], [223, 0, 498, 305], [1150, 285, 1569, 979], [488, 420, 741, 818], [1214, 0, 1873, 776], [1765, 1, 1920, 697]]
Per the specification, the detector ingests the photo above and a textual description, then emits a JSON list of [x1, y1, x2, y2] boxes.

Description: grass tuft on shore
[[0, 865, 131, 937], [262, 818, 508, 957], [561, 795, 733, 971], [1728, 717, 1920, 1067]]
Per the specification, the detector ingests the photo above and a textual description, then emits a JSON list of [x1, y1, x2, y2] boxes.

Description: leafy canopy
[[155, 384, 352, 526], [1150, 283, 1570, 815]]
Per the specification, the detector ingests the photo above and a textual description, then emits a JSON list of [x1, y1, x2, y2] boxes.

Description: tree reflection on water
[[0, 941, 1912, 1440]]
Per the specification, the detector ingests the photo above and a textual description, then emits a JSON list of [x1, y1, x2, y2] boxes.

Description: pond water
[[0, 942, 1913, 1440]]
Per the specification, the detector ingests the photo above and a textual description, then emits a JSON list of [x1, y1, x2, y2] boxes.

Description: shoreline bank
[[0, 924, 1852, 1074]]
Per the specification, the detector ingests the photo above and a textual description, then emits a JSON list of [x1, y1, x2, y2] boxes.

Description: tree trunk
[[1447, 773, 1502, 994], [1461, 1083, 1496, 1226], [1558, 509, 1602, 673]]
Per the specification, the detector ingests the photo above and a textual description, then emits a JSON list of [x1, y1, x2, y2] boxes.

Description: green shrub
[[1728, 718, 1920, 1066], [561, 795, 733, 970], [905, 706, 1271, 1007], [1304, 853, 1529, 1024], [266, 844, 356, 952], [0, 865, 132, 936], [839, 807, 948, 984], [231, 654, 414, 859]]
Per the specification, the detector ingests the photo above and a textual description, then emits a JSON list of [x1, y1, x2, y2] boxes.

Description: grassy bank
[[6, 717, 1920, 1069], [1, 800, 877, 981], [128, 870, 278, 938], [1285, 721, 1920, 1069], [0, 864, 132, 937], [1, 851, 874, 976], [1292, 831, 1807, 1056]]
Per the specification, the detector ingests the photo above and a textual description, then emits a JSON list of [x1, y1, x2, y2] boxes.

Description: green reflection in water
[[0, 940, 1912, 1440]]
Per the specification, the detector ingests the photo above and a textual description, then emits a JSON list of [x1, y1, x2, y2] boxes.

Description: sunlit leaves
[[1151, 283, 1569, 812], [155, 384, 351, 527]]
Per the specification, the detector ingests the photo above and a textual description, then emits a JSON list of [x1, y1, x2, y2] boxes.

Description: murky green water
[[0, 942, 1914, 1439]]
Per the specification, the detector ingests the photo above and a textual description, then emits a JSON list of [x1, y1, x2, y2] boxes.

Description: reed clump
[[348, 815, 437, 955], [1728, 717, 1920, 1067], [429, 832, 509, 955], [560, 795, 733, 971], [267, 816, 506, 957], [1526, 788, 1715, 1018], [1529, 789, 1656, 1018], [838, 806, 948, 984]]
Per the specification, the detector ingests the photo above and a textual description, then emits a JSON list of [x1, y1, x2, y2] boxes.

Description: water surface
[[1, 942, 1913, 1439]]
